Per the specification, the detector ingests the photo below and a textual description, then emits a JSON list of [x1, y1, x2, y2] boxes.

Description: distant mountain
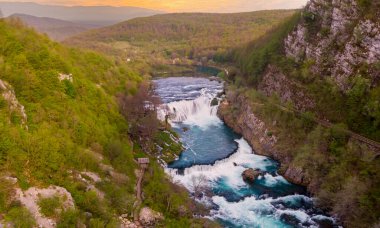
[[8, 14, 95, 41], [0, 2, 164, 27]]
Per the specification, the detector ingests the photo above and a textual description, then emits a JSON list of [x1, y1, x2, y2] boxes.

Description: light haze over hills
[[0, 2, 164, 26], [8, 13, 96, 40]]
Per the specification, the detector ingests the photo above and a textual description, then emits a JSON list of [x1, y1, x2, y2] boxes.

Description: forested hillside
[[218, 0, 380, 227], [0, 18, 213, 227], [65, 10, 297, 74]]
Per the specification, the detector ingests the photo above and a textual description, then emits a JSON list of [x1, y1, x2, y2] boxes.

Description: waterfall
[[154, 77, 339, 228], [158, 89, 221, 129]]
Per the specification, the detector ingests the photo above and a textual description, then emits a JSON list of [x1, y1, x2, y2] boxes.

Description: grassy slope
[[0, 19, 210, 227], [65, 10, 297, 73], [223, 4, 380, 228]]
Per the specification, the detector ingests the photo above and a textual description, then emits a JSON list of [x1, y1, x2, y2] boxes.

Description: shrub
[[37, 195, 62, 218], [0, 180, 14, 212], [5, 206, 36, 227], [57, 209, 82, 228]]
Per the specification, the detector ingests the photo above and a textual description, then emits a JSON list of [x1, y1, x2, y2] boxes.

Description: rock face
[[218, 90, 310, 187], [242, 168, 263, 183], [285, 0, 380, 91], [15, 186, 75, 228], [139, 207, 164, 227], [258, 65, 315, 111], [218, 92, 279, 160], [0, 79, 28, 128]]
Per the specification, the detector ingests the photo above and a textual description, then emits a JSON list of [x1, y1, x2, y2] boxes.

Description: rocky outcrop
[[218, 91, 278, 160], [258, 65, 315, 111], [58, 73, 73, 82], [138, 207, 164, 227], [15, 186, 74, 228], [0, 79, 28, 129], [285, 0, 380, 91], [242, 168, 264, 183], [119, 214, 140, 228], [283, 165, 310, 186]]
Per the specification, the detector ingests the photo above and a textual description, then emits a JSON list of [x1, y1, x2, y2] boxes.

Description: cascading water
[[158, 90, 221, 128], [154, 77, 340, 228]]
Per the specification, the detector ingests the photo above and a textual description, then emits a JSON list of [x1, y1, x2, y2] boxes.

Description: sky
[[2, 0, 308, 12]]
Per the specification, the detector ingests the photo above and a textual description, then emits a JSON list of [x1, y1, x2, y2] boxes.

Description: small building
[[138, 158, 150, 169]]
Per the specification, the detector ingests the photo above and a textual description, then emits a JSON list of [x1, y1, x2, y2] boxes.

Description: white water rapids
[[154, 77, 340, 228]]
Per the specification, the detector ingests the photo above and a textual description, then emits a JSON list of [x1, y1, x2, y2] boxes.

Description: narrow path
[[136, 166, 146, 202], [133, 164, 148, 224]]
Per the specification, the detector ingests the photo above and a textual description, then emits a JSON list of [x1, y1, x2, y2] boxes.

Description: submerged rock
[[242, 168, 263, 183]]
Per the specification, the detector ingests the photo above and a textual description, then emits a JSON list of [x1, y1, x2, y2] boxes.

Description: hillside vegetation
[[0, 18, 214, 227], [219, 1, 380, 227], [65, 10, 297, 74]]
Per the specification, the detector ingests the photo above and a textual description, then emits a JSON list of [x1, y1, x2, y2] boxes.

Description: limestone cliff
[[218, 90, 312, 187], [285, 0, 380, 91]]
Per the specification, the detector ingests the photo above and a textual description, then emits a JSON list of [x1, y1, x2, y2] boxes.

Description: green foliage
[[38, 195, 62, 218], [357, 0, 371, 8], [232, 12, 301, 85], [66, 10, 297, 73], [5, 206, 36, 227], [154, 130, 183, 163], [144, 162, 191, 218], [63, 80, 76, 98], [0, 19, 145, 224], [57, 209, 82, 228], [98, 181, 135, 214], [0, 180, 13, 213]]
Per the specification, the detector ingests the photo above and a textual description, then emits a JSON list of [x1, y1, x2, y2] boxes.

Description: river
[[154, 77, 339, 228]]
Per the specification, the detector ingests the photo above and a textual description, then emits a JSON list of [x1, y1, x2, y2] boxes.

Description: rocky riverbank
[[217, 89, 312, 188]]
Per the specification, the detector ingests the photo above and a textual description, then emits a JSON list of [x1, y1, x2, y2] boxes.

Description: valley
[[0, 0, 379, 227]]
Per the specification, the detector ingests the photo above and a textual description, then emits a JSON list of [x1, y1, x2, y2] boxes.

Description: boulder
[[242, 168, 263, 183], [139, 207, 163, 227]]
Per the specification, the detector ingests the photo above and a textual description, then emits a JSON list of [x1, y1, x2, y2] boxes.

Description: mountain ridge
[[8, 13, 96, 40], [0, 2, 164, 26]]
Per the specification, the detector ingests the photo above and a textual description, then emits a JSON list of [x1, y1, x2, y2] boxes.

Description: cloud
[[2, 0, 308, 12]]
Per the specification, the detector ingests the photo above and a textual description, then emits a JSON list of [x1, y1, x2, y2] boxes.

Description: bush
[[37, 195, 62, 218], [57, 209, 82, 228], [0, 180, 14, 212], [5, 206, 36, 228]]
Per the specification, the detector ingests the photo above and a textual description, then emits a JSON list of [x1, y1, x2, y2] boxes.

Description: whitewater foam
[[158, 89, 222, 129], [155, 77, 339, 228]]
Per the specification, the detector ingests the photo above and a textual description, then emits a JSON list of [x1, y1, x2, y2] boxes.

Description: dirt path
[[133, 165, 147, 224]]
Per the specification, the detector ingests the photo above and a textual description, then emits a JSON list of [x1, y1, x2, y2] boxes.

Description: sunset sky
[[2, 0, 308, 12]]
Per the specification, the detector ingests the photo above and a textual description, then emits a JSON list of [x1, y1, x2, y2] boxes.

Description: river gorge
[[154, 77, 340, 228]]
